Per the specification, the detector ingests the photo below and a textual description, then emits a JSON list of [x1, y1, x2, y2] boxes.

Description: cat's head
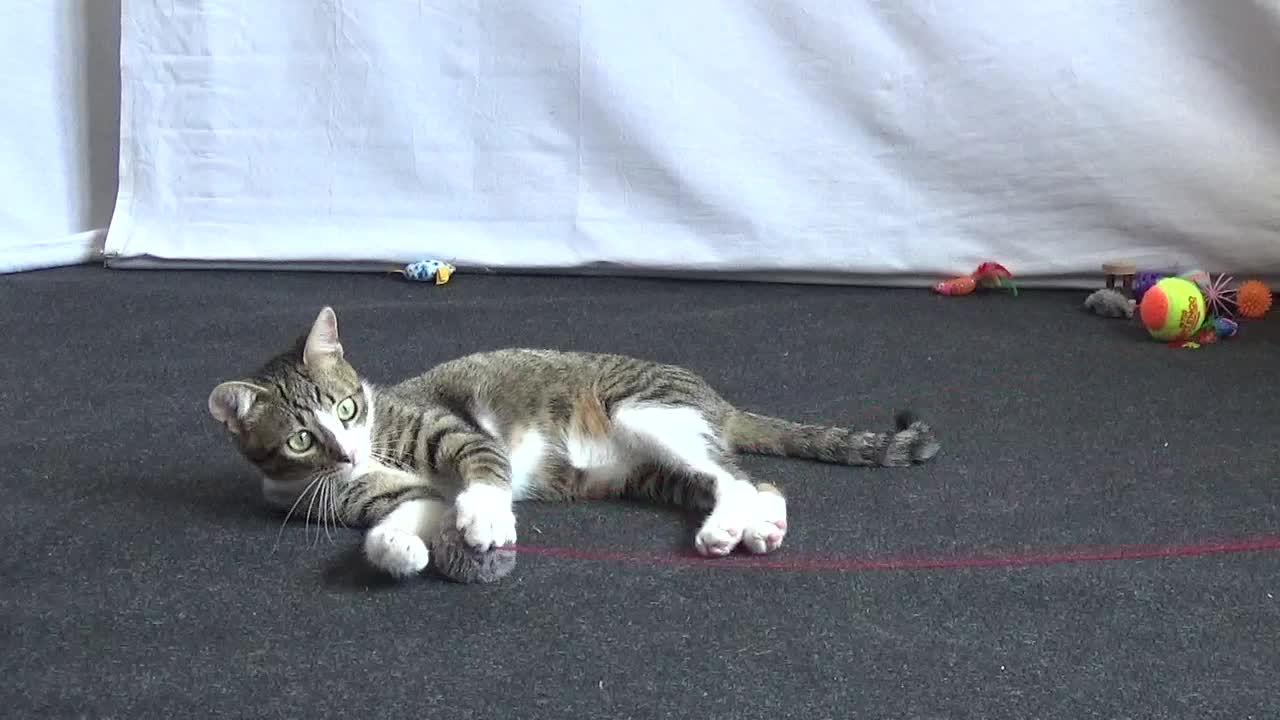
[[207, 307, 374, 509]]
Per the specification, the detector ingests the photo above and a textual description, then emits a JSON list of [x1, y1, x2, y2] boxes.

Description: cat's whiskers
[[303, 470, 339, 547], [272, 472, 329, 554], [367, 445, 415, 474], [364, 451, 394, 467], [316, 469, 352, 540], [369, 455, 420, 481], [304, 475, 322, 546], [330, 478, 350, 529], [318, 475, 334, 544]]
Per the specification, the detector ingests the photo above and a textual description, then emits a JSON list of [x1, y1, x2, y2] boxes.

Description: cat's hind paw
[[741, 487, 787, 555], [695, 487, 754, 557], [695, 519, 744, 557]]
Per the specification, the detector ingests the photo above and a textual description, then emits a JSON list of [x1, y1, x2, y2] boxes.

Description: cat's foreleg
[[437, 428, 518, 551], [363, 497, 449, 578], [342, 470, 449, 578]]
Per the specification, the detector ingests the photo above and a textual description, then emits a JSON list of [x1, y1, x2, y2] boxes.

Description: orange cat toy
[[933, 262, 1018, 296]]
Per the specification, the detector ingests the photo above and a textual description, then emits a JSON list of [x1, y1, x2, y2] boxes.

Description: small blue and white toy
[[398, 259, 455, 285]]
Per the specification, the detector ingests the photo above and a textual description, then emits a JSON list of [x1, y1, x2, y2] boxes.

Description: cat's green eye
[[286, 430, 314, 454], [336, 396, 358, 422]]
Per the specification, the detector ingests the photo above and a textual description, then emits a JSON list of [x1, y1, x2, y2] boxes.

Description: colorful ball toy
[[1139, 277, 1206, 342], [1132, 271, 1167, 301], [1236, 279, 1272, 319]]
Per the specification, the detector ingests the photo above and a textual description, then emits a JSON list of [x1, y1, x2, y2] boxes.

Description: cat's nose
[[335, 449, 355, 464]]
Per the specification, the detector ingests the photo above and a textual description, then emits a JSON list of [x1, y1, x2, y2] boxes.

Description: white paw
[[695, 483, 756, 557], [454, 484, 517, 551], [741, 490, 787, 555], [695, 516, 745, 557], [364, 527, 430, 578]]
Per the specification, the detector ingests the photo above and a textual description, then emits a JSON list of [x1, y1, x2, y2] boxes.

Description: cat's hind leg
[[741, 483, 787, 555], [613, 405, 785, 556], [688, 455, 786, 556]]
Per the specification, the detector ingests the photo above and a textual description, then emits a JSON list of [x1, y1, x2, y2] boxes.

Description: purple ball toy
[[1132, 271, 1168, 301]]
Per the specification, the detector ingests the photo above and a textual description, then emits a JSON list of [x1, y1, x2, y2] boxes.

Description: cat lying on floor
[[207, 307, 940, 578]]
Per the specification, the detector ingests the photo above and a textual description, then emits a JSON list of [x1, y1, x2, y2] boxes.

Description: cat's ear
[[208, 381, 263, 434], [303, 306, 343, 367]]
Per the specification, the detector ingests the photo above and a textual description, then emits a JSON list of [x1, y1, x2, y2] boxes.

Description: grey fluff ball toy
[[428, 509, 517, 584], [1084, 288, 1137, 319]]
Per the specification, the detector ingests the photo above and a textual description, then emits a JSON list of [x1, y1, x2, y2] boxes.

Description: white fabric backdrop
[[0, 0, 119, 274], [105, 0, 1280, 283]]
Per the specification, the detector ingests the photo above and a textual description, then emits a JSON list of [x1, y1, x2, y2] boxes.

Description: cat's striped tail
[[724, 410, 940, 467]]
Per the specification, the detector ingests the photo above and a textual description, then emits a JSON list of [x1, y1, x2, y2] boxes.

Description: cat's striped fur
[[208, 307, 940, 578]]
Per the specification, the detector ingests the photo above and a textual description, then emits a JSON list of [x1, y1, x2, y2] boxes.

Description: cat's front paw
[[364, 527, 430, 578], [454, 484, 517, 551]]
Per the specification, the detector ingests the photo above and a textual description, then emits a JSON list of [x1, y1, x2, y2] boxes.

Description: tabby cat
[[207, 307, 940, 578]]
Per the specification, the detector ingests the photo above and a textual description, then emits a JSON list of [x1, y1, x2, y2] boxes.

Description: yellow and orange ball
[[1139, 277, 1206, 341]]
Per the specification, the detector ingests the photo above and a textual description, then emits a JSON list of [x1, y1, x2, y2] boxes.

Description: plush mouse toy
[[428, 509, 517, 584], [1083, 288, 1137, 319]]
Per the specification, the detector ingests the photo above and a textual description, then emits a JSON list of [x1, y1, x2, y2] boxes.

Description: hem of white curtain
[[0, 229, 106, 274], [96, 255, 1202, 290]]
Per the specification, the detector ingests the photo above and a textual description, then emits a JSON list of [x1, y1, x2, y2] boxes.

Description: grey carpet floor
[[2, 267, 1277, 718]]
